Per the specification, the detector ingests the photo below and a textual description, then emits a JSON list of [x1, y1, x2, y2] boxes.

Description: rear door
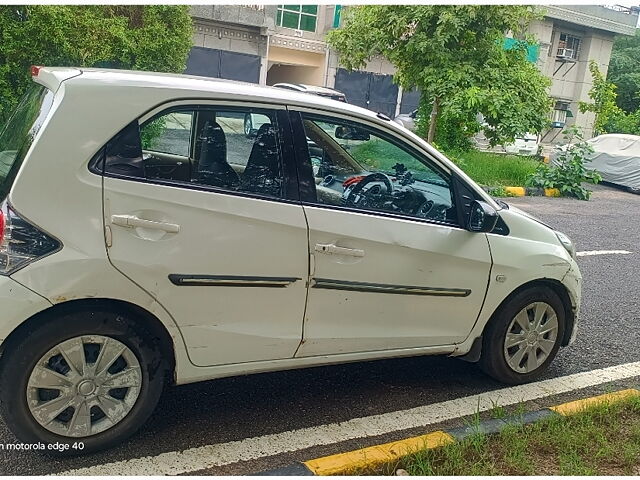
[[100, 101, 308, 367]]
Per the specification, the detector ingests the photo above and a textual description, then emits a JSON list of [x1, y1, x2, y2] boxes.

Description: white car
[[0, 67, 581, 454], [393, 109, 418, 132], [504, 133, 541, 156]]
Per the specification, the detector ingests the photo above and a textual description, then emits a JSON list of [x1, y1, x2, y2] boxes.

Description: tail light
[[0, 200, 61, 275]]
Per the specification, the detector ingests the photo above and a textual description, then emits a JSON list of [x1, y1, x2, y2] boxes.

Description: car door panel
[[105, 180, 309, 366], [297, 205, 492, 356], [103, 103, 308, 367], [288, 110, 493, 357]]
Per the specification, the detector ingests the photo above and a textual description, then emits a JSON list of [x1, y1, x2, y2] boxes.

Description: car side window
[[300, 114, 457, 224], [141, 112, 193, 157], [104, 107, 285, 199]]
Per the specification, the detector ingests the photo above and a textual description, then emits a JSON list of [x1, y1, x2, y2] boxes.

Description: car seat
[[198, 121, 240, 189], [241, 123, 281, 196]]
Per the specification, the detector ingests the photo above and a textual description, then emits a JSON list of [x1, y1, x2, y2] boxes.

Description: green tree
[[579, 60, 622, 136], [326, 5, 552, 147], [580, 60, 640, 136], [0, 5, 193, 122], [607, 29, 640, 114]]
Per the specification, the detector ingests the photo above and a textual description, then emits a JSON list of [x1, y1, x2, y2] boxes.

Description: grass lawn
[[372, 394, 640, 476], [346, 138, 539, 188], [448, 150, 539, 187]]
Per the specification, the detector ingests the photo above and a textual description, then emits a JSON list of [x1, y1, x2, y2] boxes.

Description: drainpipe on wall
[[395, 86, 403, 118], [323, 47, 330, 87], [259, 36, 270, 86]]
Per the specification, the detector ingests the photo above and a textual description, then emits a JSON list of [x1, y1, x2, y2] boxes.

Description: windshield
[[0, 84, 54, 200]]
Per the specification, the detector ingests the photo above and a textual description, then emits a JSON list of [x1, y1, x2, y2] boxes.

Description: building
[[529, 5, 638, 142], [187, 5, 410, 119], [187, 5, 638, 144]]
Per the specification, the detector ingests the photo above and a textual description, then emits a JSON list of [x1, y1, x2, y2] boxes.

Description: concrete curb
[[482, 186, 561, 197], [255, 388, 640, 476]]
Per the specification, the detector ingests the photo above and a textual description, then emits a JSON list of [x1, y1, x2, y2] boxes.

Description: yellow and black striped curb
[[483, 186, 562, 197], [256, 389, 640, 476]]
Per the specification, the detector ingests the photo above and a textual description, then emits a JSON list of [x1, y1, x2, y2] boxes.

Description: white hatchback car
[[504, 133, 541, 156], [0, 67, 581, 454]]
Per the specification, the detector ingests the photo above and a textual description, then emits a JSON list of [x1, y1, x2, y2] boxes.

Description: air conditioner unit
[[556, 48, 574, 59]]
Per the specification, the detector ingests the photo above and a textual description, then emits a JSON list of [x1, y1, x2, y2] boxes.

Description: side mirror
[[468, 200, 499, 233], [335, 125, 370, 141]]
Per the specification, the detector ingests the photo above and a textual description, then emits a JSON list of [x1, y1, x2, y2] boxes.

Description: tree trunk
[[427, 96, 441, 144]]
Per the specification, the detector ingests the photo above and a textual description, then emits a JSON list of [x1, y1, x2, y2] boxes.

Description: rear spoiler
[[31, 66, 82, 93]]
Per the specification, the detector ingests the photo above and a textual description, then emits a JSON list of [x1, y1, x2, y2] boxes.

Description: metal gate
[[400, 88, 420, 114], [334, 68, 399, 118], [185, 47, 261, 84]]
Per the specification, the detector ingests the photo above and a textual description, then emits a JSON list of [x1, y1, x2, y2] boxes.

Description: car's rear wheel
[[0, 308, 166, 455], [480, 286, 565, 384]]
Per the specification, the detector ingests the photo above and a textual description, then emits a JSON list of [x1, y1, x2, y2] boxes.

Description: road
[[0, 183, 638, 475]]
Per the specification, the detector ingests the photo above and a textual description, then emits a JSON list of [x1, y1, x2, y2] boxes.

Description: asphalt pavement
[[0, 182, 638, 475]]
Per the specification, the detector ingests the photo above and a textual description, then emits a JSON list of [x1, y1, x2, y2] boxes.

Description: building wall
[[192, 20, 266, 57], [528, 15, 619, 143]]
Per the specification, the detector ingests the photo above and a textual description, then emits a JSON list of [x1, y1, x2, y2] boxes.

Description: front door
[[101, 103, 308, 367], [290, 111, 493, 357]]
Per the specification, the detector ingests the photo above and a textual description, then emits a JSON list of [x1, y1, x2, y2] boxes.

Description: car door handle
[[315, 243, 365, 257], [111, 215, 180, 233]]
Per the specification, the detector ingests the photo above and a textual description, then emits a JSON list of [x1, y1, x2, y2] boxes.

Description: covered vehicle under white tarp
[[585, 134, 640, 192]]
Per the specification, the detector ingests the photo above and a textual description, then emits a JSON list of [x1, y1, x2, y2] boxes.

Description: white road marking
[[59, 361, 640, 476], [576, 250, 632, 257]]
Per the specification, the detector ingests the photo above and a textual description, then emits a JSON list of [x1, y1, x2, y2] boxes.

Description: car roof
[[589, 133, 640, 153], [43, 67, 359, 117], [590, 133, 640, 142]]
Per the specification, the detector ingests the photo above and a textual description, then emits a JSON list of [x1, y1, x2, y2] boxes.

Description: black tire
[[244, 114, 255, 138], [0, 307, 166, 456], [479, 286, 565, 385]]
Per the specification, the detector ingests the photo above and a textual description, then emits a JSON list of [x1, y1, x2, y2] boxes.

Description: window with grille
[[556, 33, 581, 60], [276, 5, 318, 32]]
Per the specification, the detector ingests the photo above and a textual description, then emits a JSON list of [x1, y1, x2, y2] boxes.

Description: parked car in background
[[393, 109, 418, 132], [582, 134, 640, 193], [0, 66, 581, 454], [504, 133, 541, 156]]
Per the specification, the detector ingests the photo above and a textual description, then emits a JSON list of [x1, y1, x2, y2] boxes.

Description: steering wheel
[[343, 173, 394, 209]]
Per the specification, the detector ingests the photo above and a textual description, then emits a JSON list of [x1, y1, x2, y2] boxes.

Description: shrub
[[526, 127, 601, 200]]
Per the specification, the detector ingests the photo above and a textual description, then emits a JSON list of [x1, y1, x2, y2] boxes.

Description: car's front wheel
[[479, 286, 565, 384], [244, 114, 255, 138], [0, 308, 166, 455]]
